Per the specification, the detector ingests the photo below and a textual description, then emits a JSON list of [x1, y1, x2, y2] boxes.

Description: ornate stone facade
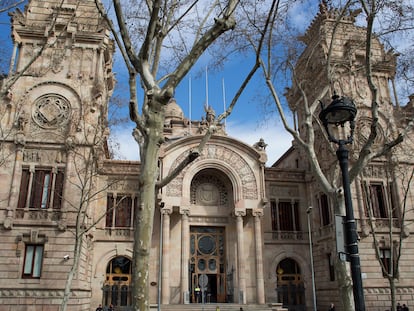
[[0, 2, 413, 311]]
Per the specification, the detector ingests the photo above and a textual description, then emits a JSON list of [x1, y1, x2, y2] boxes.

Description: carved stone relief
[[108, 179, 139, 192], [190, 216, 229, 224], [191, 174, 228, 206], [362, 165, 386, 179], [14, 82, 81, 142], [32, 94, 71, 130], [166, 144, 258, 199], [269, 184, 300, 198], [22, 149, 67, 164], [355, 116, 385, 148]]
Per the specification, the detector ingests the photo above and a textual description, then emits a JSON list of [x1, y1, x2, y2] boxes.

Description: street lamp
[[306, 206, 317, 311], [319, 94, 365, 311]]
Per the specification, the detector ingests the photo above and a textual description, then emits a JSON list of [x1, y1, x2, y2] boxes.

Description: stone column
[[236, 211, 246, 304], [161, 208, 172, 304], [180, 209, 190, 303], [4, 139, 25, 229], [9, 42, 18, 74], [253, 210, 265, 304], [24, 165, 35, 210], [59, 145, 75, 229]]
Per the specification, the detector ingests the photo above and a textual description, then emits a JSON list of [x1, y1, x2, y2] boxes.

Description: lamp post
[[306, 206, 317, 311], [319, 95, 365, 311]]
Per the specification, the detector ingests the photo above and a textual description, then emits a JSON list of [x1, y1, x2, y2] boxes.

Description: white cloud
[[226, 121, 292, 166], [113, 121, 292, 167], [111, 127, 140, 161]]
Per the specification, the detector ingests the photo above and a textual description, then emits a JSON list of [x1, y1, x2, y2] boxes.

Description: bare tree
[[95, 1, 268, 310], [58, 125, 138, 311], [362, 149, 414, 311], [0, 2, 128, 310], [231, 0, 414, 310], [0, 0, 25, 14], [0, 1, 267, 310]]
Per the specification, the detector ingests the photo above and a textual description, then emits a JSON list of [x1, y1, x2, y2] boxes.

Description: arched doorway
[[190, 226, 226, 303], [102, 256, 132, 310], [276, 258, 305, 311], [189, 168, 233, 303]]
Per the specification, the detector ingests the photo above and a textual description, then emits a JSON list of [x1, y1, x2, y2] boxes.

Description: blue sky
[[107, 0, 322, 165], [2, 1, 413, 166], [110, 51, 296, 166], [0, 1, 320, 166]]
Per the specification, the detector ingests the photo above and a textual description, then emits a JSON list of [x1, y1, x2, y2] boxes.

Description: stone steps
[[149, 303, 287, 311]]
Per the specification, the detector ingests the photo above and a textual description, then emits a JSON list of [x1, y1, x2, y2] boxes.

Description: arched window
[[103, 256, 132, 308], [190, 169, 232, 207], [276, 258, 305, 311]]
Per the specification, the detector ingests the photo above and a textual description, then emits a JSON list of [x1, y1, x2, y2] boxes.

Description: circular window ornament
[[198, 235, 216, 254], [32, 94, 71, 129]]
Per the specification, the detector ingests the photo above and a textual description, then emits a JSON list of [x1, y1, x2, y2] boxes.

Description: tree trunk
[[60, 233, 83, 311], [335, 258, 354, 311], [390, 277, 396, 311], [332, 191, 355, 310], [132, 99, 164, 311]]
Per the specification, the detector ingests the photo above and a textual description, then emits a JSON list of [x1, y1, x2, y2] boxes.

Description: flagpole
[[189, 75, 192, 133], [222, 77, 226, 128], [205, 66, 209, 107]]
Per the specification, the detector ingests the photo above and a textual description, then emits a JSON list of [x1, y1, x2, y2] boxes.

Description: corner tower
[[0, 1, 114, 309], [1, 0, 114, 221], [286, 2, 398, 149], [7, 0, 114, 143]]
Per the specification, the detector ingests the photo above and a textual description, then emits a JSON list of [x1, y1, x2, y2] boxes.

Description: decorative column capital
[[161, 208, 172, 215], [252, 209, 264, 217], [180, 208, 190, 217], [14, 131, 26, 148], [65, 136, 76, 151], [234, 210, 246, 217]]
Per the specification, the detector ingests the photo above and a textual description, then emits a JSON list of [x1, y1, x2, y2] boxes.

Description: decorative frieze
[[0, 289, 64, 298], [107, 179, 139, 192], [190, 216, 229, 224], [32, 94, 71, 130], [15, 209, 62, 221], [167, 144, 258, 199], [22, 149, 66, 164], [268, 184, 300, 198], [362, 164, 386, 178]]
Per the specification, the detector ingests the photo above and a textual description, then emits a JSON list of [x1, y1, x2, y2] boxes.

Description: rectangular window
[[23, 245, 44, 278], [31, 170, 52, 209], [380, 248, 392, 277], [328, 253, 335, 281], [279, 201, 294, 231], [115, 196, 133, 228], [370, 184, 388, 218], [17, 167, 65, 209], [270, 200, 300, 231], [106, 194, 114, 227], [106, 194, 136, 228], [270, 200, 278, 231], [319, 193, 331, 226], [388, 182, 397, 218]]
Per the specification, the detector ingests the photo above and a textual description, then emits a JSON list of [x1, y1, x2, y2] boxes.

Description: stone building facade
[[0, 1, 413, 311]]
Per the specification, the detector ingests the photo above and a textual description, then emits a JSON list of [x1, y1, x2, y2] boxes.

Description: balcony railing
[[265, 231, 305, 241], [15, 208, 62, 221], [105, 227, 134, 237]]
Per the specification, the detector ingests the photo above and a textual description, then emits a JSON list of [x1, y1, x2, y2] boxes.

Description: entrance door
[[190, 226, 226, 303], [276, 258, 305, 311], [103, 256, 132, 310]]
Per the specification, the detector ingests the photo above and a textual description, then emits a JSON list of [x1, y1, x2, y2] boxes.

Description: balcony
[[15, 208, 62, 221], [264, 230, 305, 242]]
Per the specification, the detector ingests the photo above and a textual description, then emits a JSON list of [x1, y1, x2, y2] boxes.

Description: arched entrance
[[190, 226, 226, 303], [102, 256, 132, 310], [276, 258, 305, 311]]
